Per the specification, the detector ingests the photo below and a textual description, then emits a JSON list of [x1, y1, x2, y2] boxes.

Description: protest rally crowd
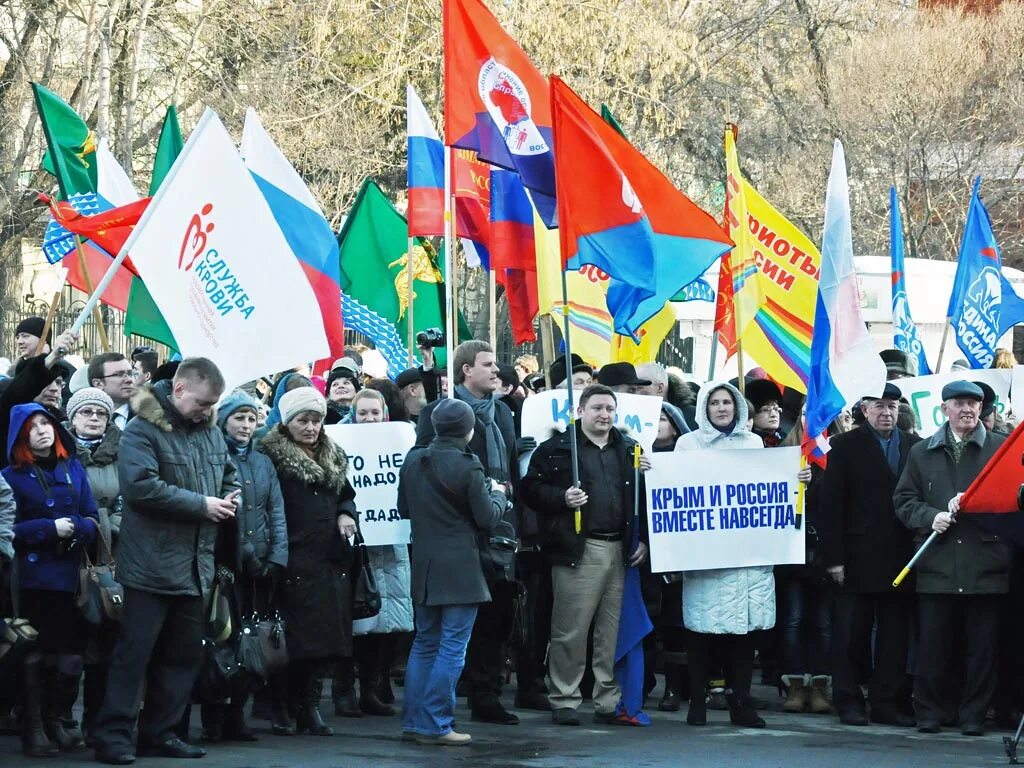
[[0, 316, 1021, 764]]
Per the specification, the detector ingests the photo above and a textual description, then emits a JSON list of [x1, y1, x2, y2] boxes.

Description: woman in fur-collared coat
[[259, 387, 358, 737]]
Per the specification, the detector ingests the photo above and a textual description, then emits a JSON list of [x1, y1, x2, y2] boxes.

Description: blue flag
[[889, 187, 931, 375], [947, 177, 1023, 368]]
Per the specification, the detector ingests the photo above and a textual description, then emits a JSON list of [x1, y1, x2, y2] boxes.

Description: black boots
[[659, 663, 683, 712], [22, 655, 58, 757], [332, 660, 362, 718], [359, 662, 395, 716], [726, 691, 766, 729], [269, 672, 295, 735], [223, 700, 258, 742], [294, 667, 332, 736]]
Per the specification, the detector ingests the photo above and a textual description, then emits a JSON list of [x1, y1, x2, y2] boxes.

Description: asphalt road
[[1, 683, 1018, 768]]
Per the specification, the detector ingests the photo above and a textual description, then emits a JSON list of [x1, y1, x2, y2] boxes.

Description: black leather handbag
[[76, 534, 123, 626]]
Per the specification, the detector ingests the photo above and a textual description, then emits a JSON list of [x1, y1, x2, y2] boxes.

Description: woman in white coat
[[675, 381, 773, 728]]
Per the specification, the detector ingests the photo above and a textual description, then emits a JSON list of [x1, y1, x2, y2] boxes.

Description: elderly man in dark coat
[[894, 380, 1012, 737], [93, 358, 238, 765], [399, 398, 509, 746], [819, 382, 920, 727]]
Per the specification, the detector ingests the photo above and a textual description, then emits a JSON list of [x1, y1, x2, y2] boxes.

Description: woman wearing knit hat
[[198, 390, 289, 740], [331, 389, 413, 718], [325, 366, 361, 425], [65, 387, 121, 745], [259, 387, 358, 737]]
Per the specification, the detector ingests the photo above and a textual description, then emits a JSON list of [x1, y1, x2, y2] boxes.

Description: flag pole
[[489, 266, 497, 352], [33, 269, 69, 356], [893, 529, 942, 587], [707, 330, 719, 381], [443, 146, 456, 395], [72, 235, 112, 351], [559, 268, 582, 532], [407, 235, 415, 367], [935, 318, 952, 372], [70, 245, 131, 336], [540, 315, 556, 389]]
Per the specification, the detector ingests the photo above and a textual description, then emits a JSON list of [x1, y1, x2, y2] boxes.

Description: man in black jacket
[[819, 382, 919, 727], [415, 340, 526, 725], [520, 384, 647, 726], [93, 358, 239, 765]]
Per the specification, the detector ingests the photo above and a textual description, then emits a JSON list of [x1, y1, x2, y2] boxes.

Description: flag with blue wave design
[[889, 187, 931, 375]]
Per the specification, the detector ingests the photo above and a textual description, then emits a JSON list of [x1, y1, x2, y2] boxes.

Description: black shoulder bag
[[424, 454, 517, 585]]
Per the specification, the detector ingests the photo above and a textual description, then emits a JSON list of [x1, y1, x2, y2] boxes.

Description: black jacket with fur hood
[[116, 380, 239, 598], [260, 424, 358, 660]]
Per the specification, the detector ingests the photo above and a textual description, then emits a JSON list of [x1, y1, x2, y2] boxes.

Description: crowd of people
[[0, 314, 1021, 763]]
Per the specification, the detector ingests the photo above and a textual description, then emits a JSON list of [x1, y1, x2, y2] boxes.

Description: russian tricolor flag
[[804, 140, 886, 465], [241, 108, 345, 369], [491, 169, 538, 343], [407, 84, 447, 237]]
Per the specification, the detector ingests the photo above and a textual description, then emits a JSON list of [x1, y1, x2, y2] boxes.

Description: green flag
[[33, 82, 97, 199], [600, 104, 627, 139], [148, 105, 183, 196], [338, 179, 469, 367], [124, 106, 183, 350]]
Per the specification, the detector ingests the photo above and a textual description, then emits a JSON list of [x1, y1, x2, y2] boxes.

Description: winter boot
[[200, 701, 225, 742], [269, 672, 295, 736], [45, 659, 85, 752], [727, 691, 766, 729], [359, 655, 395, 716], [22, 655, 58, 757], [378, 673, 395, 705], [809, 676, 833, 715], [659, 663, 683, 712], [296, 670, 332, 736], [332, 660, 361, 718], [783, 675, 808, 713], [223, 699, 258, 742]]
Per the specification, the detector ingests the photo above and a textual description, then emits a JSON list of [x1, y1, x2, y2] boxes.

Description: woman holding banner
[[674, 381, 773, 729], [332, 390, 413, 718]]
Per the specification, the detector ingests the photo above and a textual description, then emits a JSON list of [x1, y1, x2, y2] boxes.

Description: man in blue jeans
[[397, 398, 509, 745]]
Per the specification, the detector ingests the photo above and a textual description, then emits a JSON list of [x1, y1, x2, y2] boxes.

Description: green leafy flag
[[338, 179, 469, 370], [124, 105, 182, 350], [34, 82, 97, 199]]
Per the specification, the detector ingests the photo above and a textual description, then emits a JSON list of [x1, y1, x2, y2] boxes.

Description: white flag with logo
[[122, 108, 329, 388]]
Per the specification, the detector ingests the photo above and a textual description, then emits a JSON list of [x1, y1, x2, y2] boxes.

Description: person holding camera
[[894, 380, 1012, 737], [398, 397, 509, 745], [3, 403, 99, 756], [415, 340, 524, 725]]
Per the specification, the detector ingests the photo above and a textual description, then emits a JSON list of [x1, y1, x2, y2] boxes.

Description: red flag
[[64, 243, 133, 311], [497, 269, 538, 344], [714, 250, 738, 356], [960, 421, 1024, 514], [41, 194, 149, 274]]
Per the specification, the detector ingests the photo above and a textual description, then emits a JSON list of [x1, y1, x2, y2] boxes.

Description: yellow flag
[[724, 127, 765, 337], [611, 302, 676, 365], [727, 136, 820, 392], [534, 211, 614, 367]]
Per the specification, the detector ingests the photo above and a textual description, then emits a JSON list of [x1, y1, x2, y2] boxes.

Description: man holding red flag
[[894, 380, 1012, 737]]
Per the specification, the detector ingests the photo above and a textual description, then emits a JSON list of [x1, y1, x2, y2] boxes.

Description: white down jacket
[[674, 381, 776, 634], [355, 544, 414, 635]]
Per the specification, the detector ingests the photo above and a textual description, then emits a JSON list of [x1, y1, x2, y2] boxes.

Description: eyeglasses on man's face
[[99, 370, 134, 380]]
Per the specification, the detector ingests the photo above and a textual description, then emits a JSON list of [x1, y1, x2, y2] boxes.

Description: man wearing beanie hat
[[819, 381, 920, 727], [398, 396, 509, 745], [14, 316, 51, 361], [894, 379, 1010, 737], [415, 340, 521, 725]]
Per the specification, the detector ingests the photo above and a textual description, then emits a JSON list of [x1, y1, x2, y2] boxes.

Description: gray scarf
[[455, 384, 509, 482]]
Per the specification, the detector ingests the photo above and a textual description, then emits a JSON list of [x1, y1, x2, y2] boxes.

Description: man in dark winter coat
[[520, 384, 648, 726], [894, 380, 1012, 737], [415, 340, 525, 725], [819, 382, 919, 727], [93, 358, 239, 764]]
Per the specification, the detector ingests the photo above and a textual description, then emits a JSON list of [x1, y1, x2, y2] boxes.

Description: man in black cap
[[13, 316, 51, 362], [972, 381, 1003, 434], [549, 353, 592, 390], [395, 368, 427, 424], [820, 382, 920, 727], [894, 380, 1011, 736], [879, 349, 915, 380], [595, 362, 650, 394]]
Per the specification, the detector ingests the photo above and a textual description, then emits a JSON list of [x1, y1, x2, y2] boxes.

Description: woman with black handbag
[[65, 387, 121, 746], [331, 390, 413, 718], [2, 403, 99, 757], [260, 387, 358, 737], [199, 391, 289, 741]]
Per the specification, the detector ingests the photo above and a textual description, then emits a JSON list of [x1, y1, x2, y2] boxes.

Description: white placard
[[896, 368, 1011, 437], [646, 446, 804, 573], [325, 422, 416, 546]]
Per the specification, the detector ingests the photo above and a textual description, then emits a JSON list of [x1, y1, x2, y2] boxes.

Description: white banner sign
[[520, 390, 662, 450], [896, 368, 1011, 437], [646, 446, 804, 572], [124, 108, 328, 389], [325, 422, 415, 546]]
